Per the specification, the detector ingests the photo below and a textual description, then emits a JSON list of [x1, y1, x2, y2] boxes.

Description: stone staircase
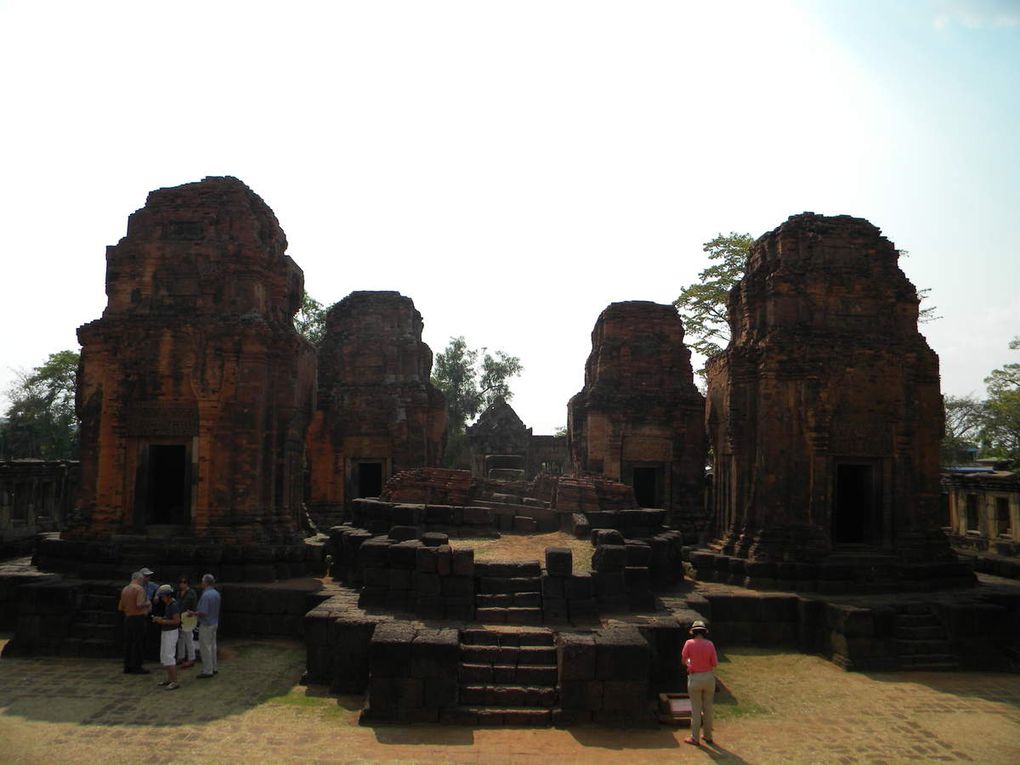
[[474, 560, 544, 625], [453, 627, 559, 725], [64, 582, 122, 658], [893, 604, 959, 670]]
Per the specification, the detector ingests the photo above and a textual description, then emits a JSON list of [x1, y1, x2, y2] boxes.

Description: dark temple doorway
[[355, 461, 384, 499], [147, 444, 190, 525], [833, 462, 881, 545], [632, 467, 658, 508]]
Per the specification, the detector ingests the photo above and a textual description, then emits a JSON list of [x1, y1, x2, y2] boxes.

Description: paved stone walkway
[[2, 637, 1019, 764]]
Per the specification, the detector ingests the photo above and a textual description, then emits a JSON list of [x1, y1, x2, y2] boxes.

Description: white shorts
[[160, 629, 179, 667]]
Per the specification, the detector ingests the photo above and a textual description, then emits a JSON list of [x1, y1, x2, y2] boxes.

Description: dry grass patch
[[455, 531, 593, 570]]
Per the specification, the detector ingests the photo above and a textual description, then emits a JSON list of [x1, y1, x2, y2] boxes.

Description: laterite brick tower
[[568, 301, 707, 537], [305, 291, 446, 525], [68, 177, 316, 549], [704, 213, 973, 590]]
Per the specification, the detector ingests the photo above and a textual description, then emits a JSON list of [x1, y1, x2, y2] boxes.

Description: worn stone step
[[461, 627, 555, 646], [900, 603, 932, 616], [900, 660, 959, 671], [79, 638, 121, 658], [78, 609, 121, 626], [462, 628, 501, 645], [895, 640, 954, 656], [459, 663, 557, 686], [894, 626, 945, 640], [70, 623, 117, 642], [478, 577, 541, 595], [474, 561, 543, 579], [460, 685, 558, 708], [81, 593, 118, 610], [899, 654, 959, 667], [446, 707, 553, 726], [459, 644, 557, 667]]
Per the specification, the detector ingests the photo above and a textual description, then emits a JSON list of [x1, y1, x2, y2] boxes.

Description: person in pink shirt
[[681, 619, 718, 746]]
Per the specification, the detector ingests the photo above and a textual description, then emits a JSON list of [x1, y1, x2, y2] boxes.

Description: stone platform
[[31, 532, 328, 582]]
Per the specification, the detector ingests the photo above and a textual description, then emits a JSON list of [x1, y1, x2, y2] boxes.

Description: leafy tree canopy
[[673, 232, 753, 361], [978, 337, 1020, 462], [2, 349, 80, 460], [431, 336, 523, 468], [294, 291, 327, 346]]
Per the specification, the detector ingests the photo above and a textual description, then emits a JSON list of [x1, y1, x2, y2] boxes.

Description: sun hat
[[156, 584, 174, 596], [690, 619, 709, 634]]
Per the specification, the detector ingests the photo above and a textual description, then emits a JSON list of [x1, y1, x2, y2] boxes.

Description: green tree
[[673, 232, 753, 360], [674, 233, 940, 370], [294, 290, 327, 346], [2, 349, 80, 460], [431, 337, 523, 468], [978, 337, 1020, 463], [942, 393, 983, 465]]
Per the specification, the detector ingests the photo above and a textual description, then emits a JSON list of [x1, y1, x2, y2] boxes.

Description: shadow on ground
[[0, 637, 306, 727]]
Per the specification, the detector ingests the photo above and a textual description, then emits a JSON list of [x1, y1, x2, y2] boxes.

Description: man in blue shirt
[[193, 573, 221, 678], [140, 567, 159, 602]]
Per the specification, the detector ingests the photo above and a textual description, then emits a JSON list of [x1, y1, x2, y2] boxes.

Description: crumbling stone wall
[[705, 213, 972, 589], [0, 459, 78, 553], [69, 177, 315, 547], [568, 301, 706, 535], [306, 291, 446, 521]]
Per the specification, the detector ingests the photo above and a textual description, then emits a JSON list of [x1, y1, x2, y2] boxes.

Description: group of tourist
[[117, 568, 221, 690]]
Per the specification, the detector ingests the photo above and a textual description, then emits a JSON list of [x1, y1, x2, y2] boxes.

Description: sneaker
[[158, 680, 170, 686], [165, 682, 180, 691]]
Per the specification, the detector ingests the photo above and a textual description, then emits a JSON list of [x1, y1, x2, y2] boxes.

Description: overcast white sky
[[1, 0, 1018, 433]]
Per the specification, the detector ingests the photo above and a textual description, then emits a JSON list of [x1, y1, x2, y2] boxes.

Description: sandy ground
[[2, 635, 1019, 765]]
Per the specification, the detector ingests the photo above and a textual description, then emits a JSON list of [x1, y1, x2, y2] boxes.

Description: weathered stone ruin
[[466, 398, 569, 480], [8, 181, 1020, 725], [568, 301, 707, 537], [305, 291, 446, 529], [701, 213, 974, 591], [43, 176, 317, 577], [0, 460, 78, 556], [944, 468, 1020, 578]]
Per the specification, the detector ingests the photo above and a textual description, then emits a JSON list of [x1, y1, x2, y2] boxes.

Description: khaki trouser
[[198, 624, 218, 674], [687, 671, 715, 740]]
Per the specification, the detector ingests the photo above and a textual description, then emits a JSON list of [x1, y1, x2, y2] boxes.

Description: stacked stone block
[[590, 535, 660, 613], [540, 547, 598, 623], [557, 625, 651, 723], [350, 498, 495, 536], [381, 468, 474, 506], [364, 623, 461, 722]]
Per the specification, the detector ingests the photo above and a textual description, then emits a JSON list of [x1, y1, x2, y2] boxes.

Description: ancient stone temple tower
[[568, 301, 706, 536], [68, 177, 316, 547], [704, 213, 972, 589], [305, 291, 446, 525]]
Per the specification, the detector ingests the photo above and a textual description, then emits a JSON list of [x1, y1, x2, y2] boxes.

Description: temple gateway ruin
[[3, 178, 1015, 728]]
